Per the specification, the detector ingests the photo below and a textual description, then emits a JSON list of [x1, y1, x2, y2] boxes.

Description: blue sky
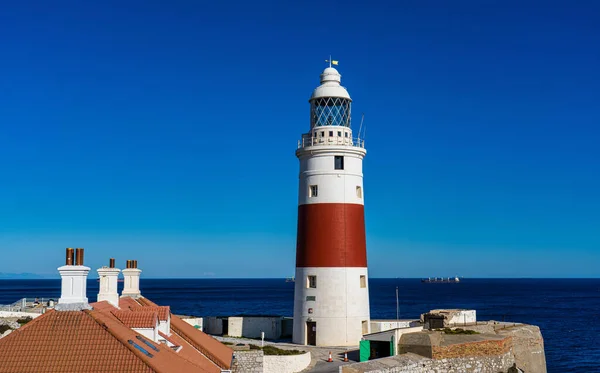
[[0, 0, 598, 278]]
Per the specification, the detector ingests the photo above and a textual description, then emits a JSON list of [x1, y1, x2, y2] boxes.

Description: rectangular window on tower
[[309, 185, 318, 198], [360, 275, 366, 288], [337, 131, 342, 137], [307, 276, 317, 288], [329, 131, 334, 137], [334, 156, 344, 170], [356, 186, 362, 198]]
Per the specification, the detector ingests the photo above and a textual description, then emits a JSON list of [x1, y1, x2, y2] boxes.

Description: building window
[[334, 156, 344, 170], [337, 131, 342, 137], [306, 296, 316, 301], [314, 132, 318, 138], [329, 131, 333, 137], [320, 131, 324, 137], [309, 185, 318, 197], [360, 275, 366, 288], [345, 132, 349, 138], [356, 186, 362, 198], [307, 276, 317, 288]]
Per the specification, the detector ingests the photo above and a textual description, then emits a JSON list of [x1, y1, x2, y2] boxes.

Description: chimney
[[97, 258, 121, 307], [56, 248, 92, 311], [121, 259, 142, 298]]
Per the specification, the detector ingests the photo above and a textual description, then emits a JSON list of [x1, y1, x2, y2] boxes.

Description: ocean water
[[1, 278, 598, 372]]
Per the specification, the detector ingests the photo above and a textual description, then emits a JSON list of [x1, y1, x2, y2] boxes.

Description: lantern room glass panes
[[310, 97, 351, 128]]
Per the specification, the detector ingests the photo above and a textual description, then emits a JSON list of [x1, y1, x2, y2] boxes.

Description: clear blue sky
[[0, 0, 598, 278]]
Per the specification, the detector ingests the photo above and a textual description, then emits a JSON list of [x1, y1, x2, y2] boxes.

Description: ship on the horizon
[[285, 276, 295, 283], [421, 276, 461, 283]]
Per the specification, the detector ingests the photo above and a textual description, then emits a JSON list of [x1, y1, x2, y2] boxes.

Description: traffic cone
[[343, 352, 349, 362], [327, 351, 333, 362]]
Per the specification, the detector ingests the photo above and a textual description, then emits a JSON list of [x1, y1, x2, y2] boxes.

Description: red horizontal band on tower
[[296, 203, 367, 267]]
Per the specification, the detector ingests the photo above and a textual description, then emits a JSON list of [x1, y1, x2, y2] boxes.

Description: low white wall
[[370, 320, 419, 333], [0, 311, 43, 319], [263, 351, 311, 373], [228, 316, 282, 339], [182, 317, 203, 331]]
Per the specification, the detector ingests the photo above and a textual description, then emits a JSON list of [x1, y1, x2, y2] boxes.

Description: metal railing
[[0, 297, 55, 313], [297, 135, 365, 149]]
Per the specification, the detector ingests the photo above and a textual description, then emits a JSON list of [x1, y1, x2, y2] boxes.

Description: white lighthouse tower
[[292, 65, 370, 346]]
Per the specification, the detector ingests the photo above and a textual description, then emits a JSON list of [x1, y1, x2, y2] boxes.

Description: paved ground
[[215, 336, 358, 373]]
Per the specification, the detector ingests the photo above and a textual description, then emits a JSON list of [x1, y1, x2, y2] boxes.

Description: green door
[[359, 340, 370, 362]]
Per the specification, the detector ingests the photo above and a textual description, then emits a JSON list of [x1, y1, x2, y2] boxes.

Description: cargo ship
[[421, 276, 460, 283]]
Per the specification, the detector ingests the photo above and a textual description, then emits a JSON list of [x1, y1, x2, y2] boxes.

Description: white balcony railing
[[297, 135, 365, 149]]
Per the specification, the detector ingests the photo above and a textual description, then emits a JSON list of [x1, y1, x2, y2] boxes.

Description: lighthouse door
[[306, 322, 317, 346]]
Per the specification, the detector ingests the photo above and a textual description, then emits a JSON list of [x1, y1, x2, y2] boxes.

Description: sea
[[1, 278, 598, 372]]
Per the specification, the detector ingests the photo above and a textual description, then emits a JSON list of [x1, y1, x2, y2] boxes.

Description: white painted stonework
[[97, 267, 120, 307], [182, 317, 203, 331], [122, 268, 142, 298], [370, 320, 421, 333], [293, 267, 370, 346], [263, 351, 311, 373], [57, 265, 90, 305]]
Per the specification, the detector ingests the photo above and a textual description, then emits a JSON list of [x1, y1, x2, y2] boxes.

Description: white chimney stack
[[56, 248, 92, 311], [97, 258, 121, 307], [121, 260, 142, 298]]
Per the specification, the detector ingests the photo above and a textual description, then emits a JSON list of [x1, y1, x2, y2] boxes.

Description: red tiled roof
[[0, 310, 154, 373], [90, 300, 118, 312], [120, 297, 142, 309], [136, 297, 233, 370], [170, 316, 233, 370], [131, 306, 170, 321], [158, 331, 180, 347], [112, 310, 158, 328]]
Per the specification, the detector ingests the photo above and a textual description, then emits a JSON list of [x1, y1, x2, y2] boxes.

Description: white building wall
[[182, 317, 203, 332], [293, 267, 370, 346], [447, 310, 477, 325], [97, 267, 120, 307], [133, 327, 157, 342], [370, 320, 421, 333], [298, 146, 366, 206]]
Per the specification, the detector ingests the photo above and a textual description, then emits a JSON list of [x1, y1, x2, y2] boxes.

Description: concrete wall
[[182, 317, 203, 332], [497, 324, 547, 373], [340, 351, 515, 373], [228, 317, 282, 340], [370, 320, 419, 333], [293, 267, 370, 346], [204, 316, 224, 335], [364, 326, 424, 355], [0, 311, 43, 319], [447, 310, 476, 326], [231, 350, 263, 373], [263, 351, 311, 373]]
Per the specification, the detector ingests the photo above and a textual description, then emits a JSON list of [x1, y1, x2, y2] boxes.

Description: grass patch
[[246, 344, 304, 355], [16, 317, 32, 325], [440, 327, 479, 335]]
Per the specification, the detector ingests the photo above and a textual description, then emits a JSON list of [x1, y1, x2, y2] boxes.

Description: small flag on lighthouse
[[325, 59, 339, 65]]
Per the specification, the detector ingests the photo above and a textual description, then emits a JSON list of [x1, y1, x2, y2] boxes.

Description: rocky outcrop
[[497, 324, 546, 373]]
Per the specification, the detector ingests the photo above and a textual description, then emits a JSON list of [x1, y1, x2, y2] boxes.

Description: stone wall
[[340, 351, 516, 373], [228, 316, 282, 340], [263, 352, 311, 373], [497, 324, 546, 373], [231, 350, 263, 373]]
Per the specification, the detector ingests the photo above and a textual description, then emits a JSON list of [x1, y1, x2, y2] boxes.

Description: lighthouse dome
[[310, 67, 351, 101]]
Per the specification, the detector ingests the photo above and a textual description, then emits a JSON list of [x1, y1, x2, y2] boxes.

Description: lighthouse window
[[337, 131, 342, 137], [320, 131, 324, 137], [329, 131, 333, 137], [334, 156, 344, 170], [307, 276, 317, 288], [356, 186, 362, 198], [345, 132, 348, 138], [360, 275, 366, 288], [309, 185, 318, 198]]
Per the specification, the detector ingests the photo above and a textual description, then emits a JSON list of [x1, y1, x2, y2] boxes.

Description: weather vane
[[325, 55, 338, 68]]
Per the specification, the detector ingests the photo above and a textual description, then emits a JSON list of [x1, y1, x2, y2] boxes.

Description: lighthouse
[[292, 65, 370, 346]]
